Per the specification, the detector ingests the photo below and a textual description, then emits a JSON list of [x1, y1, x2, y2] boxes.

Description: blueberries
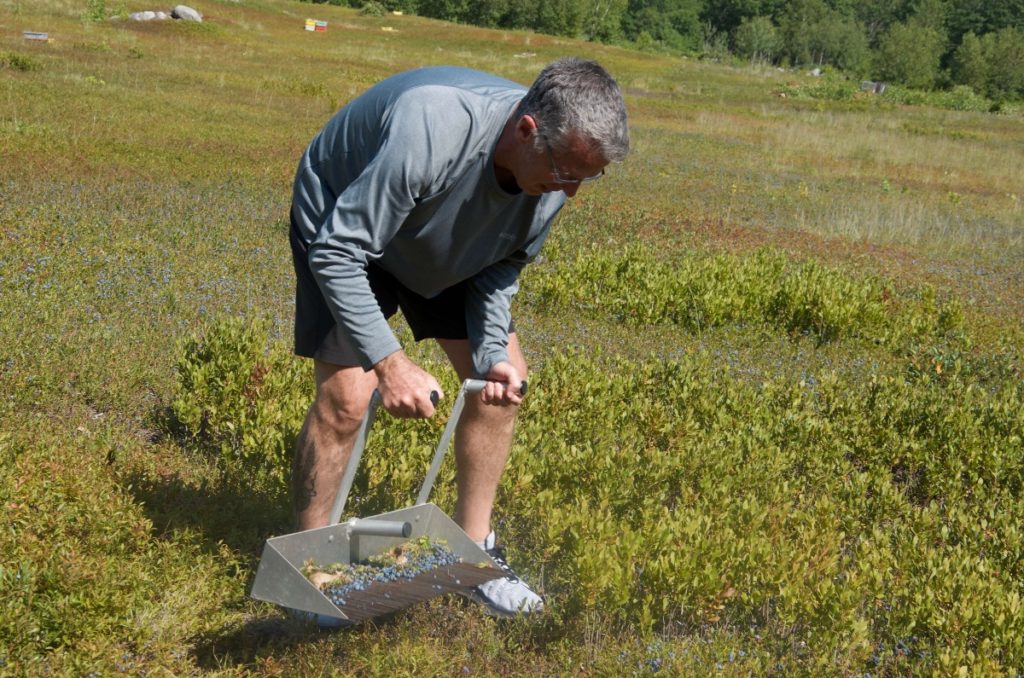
[[308, 538, 461, 606]]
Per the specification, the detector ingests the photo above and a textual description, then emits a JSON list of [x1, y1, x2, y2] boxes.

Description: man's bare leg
[[437, 333, 528, 543], [292, 359, 378, 531]]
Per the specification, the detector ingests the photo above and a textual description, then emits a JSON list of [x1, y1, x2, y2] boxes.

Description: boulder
[[130, 10, 172, 20], [171, 5, 203, 21]]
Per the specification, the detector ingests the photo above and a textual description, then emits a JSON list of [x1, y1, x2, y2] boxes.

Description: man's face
[[518, 127, 607, 198]]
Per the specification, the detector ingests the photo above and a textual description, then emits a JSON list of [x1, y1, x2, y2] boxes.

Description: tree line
[[324, 0, 1024, 102]]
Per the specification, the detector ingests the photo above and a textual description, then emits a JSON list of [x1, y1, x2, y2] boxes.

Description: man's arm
[[305, 93, 475, 373], [304, 109, 457, 415], [464, 201, 560, 379], [465, 258, 525, 378]]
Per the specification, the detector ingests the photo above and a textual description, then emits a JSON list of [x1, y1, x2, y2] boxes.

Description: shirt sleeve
[[465, 215, 556, 376], [465, 258, 524, 376], [307, 104, 456, 370]]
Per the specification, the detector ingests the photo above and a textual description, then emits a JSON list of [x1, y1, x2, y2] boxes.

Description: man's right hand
[[372, 350, 443, 418]]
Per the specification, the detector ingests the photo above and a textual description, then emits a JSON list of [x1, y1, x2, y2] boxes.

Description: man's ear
[[515, 114, 539, 143]]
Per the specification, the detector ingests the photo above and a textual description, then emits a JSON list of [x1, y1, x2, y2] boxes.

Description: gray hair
[[515, 57, 629, 163]]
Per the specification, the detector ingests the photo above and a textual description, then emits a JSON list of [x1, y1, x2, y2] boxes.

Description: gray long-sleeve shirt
[[291, 66, 565, 375]]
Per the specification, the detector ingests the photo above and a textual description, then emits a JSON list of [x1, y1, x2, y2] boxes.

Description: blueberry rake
[[250, 379, 506, 625]]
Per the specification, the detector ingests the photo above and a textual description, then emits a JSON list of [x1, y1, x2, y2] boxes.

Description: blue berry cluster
[[312, 540, 460, 608]]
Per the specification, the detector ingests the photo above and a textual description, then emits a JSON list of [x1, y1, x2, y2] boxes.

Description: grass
[[2, 0, 1023, 674]]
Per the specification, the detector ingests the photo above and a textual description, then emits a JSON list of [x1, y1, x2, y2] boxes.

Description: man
[[288, 57, 629, 620]]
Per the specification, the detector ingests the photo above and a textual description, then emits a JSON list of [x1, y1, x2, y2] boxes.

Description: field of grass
[[2, 0, 1023, 675]]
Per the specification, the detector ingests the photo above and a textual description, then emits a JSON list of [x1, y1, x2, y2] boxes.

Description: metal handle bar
[[328, 378, 524, 524]]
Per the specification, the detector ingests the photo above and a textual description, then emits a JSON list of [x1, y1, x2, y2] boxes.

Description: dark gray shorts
[[290, 214, 512, 366]]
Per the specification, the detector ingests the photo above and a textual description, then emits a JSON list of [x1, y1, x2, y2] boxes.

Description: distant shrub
[[360, 1, 386, 16], [781, 74, 999, 113], [881, 84, 993, 112], [936, 84, 993, 112], [2, 52, 41, 72], [778, 73, 859, 101], [83, 0, 106, 23]]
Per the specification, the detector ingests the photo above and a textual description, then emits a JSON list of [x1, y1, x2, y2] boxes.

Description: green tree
[[623, 0, 705, 51], [502, 0, 539, 30], [874, 20, 946, 89], [733, 15, 780, 63], [778, 0, 827, 64], [535, 0, 584, 36], [947, 0, 1024, 48], [416, 0, 469, 22], [814, 13, 870, 73], [777, 0, 868, 71], [851, 0, 914, 45], [950, 26, 1024, 100], [951, 31, 989, 92], [909, 0, 947, 31], [985, 26, 1024, 99], [580, 0, 628, 41], [701, 0, 763, 33], [463, 0, 506, 27]]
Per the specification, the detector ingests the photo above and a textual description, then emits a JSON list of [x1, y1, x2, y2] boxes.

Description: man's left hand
[[480, 361, 526, 406]]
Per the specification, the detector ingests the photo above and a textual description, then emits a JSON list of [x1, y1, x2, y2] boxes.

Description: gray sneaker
[[462, 532, 544, 617]]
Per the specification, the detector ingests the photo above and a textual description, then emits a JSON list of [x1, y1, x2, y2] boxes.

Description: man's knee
[[308, 361, 377, 438], [309, 392, 369, 438], [467, 390, 523, 425]]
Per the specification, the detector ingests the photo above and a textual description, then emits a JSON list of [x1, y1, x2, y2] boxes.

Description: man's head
[[505, 58, 629, 196], [516, 58, 629, 164]]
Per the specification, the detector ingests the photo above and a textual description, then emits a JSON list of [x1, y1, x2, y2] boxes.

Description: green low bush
[[528, 245, 965, 352], [171, 317, 310, 487], [169, 316, 1024, 672], [778, 73, 861, 101], [882, 84, 994, 112], [779, 76, 997, 113], [513, 351, 1024, 670], [2, 52, 41, 72]]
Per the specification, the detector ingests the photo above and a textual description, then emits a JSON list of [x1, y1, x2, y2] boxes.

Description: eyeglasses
[[542, 136, 605, 185]]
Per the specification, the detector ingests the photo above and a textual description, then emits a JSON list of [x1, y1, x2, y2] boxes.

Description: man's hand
[[373, 351, 443, 418], [480, 361, 526, 406]]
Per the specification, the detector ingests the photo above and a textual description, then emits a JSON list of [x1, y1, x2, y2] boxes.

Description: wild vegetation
[[1, 0, 1022, 675]]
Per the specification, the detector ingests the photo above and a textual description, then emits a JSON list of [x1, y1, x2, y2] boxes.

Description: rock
[[130, 10, 171, 20], [171, 5, 202, 21]]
